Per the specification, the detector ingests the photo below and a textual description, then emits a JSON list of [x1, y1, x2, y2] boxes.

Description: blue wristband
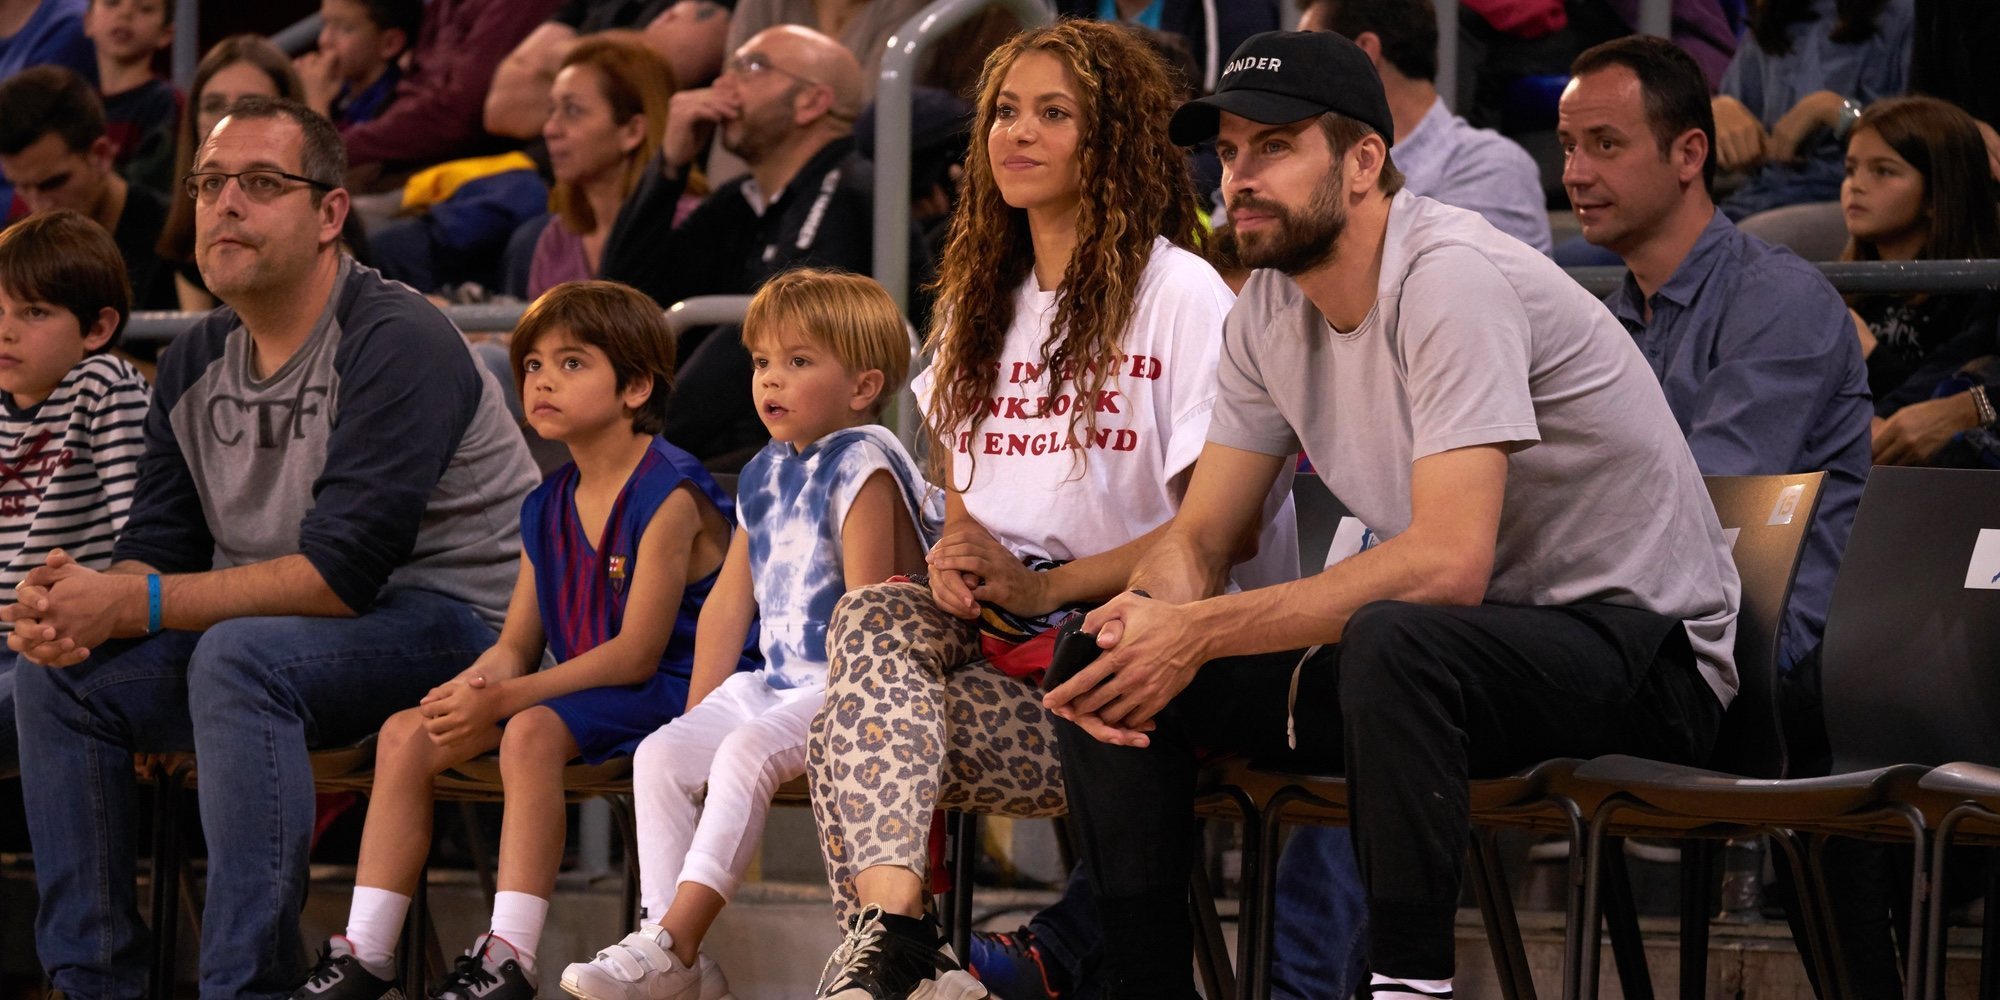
[[146, 574, 162, 635]]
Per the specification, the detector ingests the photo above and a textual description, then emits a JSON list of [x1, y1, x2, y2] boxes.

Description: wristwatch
[[1972, 385, 1998, 429], [1834, 97, 1865, 141]]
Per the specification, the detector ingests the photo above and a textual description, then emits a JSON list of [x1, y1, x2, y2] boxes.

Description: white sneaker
[[559, 925, 733, 1000]]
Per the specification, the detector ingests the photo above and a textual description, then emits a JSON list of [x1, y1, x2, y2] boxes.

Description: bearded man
[[1040, 29, 1743, 1000]]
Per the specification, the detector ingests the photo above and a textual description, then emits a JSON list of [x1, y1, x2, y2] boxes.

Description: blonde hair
[[742, 268, 912, 412]]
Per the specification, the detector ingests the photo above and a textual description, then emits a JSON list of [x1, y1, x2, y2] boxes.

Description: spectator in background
[[1301, 0, 1552, 252], [600, 24, 918, 467], [1711, 0, 1914, 226], [485, 0, 732, 142], [84, 0, 177, 201], [338, 0, 563, 188], [1844, 96, 2000, 467], [296, 0, 421, 129], [157, 34, 303, 311], [1560, 33, 1868, 679], [528, 37, 675, 297], [0, 0, 96, 217], [726, 0, 1014, 103], [0, 0, 93, 82], [1055, 0, 1279, 93], [0, 66, 175, 309]]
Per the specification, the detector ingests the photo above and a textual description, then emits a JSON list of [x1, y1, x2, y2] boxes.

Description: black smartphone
[[1041, 613, 1103, 692]]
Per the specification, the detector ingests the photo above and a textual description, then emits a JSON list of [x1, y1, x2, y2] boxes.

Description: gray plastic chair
[[1570, 466, 2000, 1000]]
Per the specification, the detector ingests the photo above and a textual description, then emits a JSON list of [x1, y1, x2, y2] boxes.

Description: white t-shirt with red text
[[915, 237, 1297, 590]]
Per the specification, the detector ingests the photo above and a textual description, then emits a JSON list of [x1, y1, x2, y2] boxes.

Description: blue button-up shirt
[[1395, 97, 1554, 254], [1608, 209, 1871, 671]]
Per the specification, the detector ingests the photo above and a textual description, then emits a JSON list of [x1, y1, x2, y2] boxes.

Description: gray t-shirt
[[119, 259, 538, 627], [1211, 191, 1741, 703]]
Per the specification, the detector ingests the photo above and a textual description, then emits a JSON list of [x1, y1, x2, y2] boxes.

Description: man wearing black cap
[[1042, 30, 1741, 999]]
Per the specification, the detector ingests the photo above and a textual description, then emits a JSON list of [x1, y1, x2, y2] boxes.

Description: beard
[[721, 85, 802, 164], [1230, 170, 1347, 276]]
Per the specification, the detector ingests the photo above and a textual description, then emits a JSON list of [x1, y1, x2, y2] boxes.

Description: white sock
[[341, 886, 410, 976], [1368, 973, 1454, 998], [489, 890, 551, 972]]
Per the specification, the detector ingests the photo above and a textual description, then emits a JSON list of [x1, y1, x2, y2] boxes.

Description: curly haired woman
[[806, 18, 1295, 1000]]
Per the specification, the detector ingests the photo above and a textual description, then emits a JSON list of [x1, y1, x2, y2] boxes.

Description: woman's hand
[[926, 520, 1053, 618], [1768, 90, 1846, 164], [1712, 94, 1770, 173]]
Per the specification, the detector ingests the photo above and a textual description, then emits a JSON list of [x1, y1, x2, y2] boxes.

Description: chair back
[[1702, 473, 1825, 780], [1823, 467, 2000, 771]]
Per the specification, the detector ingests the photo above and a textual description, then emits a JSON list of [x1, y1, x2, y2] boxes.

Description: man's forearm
[[1178, 529, 1488, 661], [1127, 524, 1233, 605], [156, 555, 356, 632]]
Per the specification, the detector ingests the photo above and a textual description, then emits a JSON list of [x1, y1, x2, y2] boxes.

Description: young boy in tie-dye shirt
[[562, 269, 940, 1000]]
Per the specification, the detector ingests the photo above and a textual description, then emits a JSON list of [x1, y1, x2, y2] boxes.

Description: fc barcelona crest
[[608, 555, 628, 593]]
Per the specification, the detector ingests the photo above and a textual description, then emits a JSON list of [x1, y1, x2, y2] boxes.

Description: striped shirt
[[0, 354, 149, 629]]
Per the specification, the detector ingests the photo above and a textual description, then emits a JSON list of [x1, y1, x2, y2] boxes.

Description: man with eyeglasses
[[7, 95, 540, 1000], [0, 65, 175, 309], [598, 23, 924, 466]]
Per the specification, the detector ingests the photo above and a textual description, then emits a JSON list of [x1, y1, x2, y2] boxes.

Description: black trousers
[[1054, 599, 1724, 995]]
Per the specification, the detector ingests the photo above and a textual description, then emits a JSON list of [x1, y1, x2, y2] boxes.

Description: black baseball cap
[[1168, 30, 1394, 148]]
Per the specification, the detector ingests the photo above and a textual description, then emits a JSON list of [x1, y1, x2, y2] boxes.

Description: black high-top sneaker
[[814, 905, 988, 1000]]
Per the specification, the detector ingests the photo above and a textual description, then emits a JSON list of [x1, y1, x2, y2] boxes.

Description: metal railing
[[1563, 258, 2000, 298], [121, 259, 2000, 344]]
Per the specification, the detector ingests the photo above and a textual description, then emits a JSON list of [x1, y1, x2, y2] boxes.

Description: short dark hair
[[1303, 0, 1438, 82], [510, 280, 676, 436], [1571, 34, 1717, 190], [92, 0, 175, 23], [0, 66, 108, 156], [203, 95, 347, 201], [354, 0, 423, 43], [0, 210, 131, 352], [1319, 111, 1405, 194]]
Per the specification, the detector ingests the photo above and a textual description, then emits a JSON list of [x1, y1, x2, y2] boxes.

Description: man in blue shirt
[[1559, 33, 1868, 678]]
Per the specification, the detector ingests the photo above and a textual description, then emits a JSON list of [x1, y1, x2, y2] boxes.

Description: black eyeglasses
[[726, 52, 819, 88], [183, 169, 334, 204]]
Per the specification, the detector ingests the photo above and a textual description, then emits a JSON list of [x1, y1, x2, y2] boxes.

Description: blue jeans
[[1270, 826, 1370, 1000], [0, 657, 16, 777], [14, 587, 497, 1000], [1028, 832, 1368, 999]]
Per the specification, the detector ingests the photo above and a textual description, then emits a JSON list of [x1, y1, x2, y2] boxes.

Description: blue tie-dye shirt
[[738, 425, 942, 689]]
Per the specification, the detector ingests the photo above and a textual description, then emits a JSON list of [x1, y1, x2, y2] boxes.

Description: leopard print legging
[[808, 581, 1067, 925]]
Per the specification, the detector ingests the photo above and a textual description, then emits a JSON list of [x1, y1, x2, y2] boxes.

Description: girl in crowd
[[561, 269, 939, 1000], [807, 19, 1295, 1000], [528, 38, 677, 299], [1711, 0, 1914, 221], [1843, 95, 2000, 466], [156, 35, 305, 312], [294, 281, 756, 1000]]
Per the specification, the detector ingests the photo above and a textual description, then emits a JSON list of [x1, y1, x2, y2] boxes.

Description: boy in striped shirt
[[0, 209, 149, 776]]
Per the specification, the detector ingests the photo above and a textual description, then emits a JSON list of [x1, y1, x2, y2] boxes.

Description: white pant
[[633, 669, 823, 921]]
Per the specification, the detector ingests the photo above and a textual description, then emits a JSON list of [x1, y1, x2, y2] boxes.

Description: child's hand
[[927, 559, 981, 619], [928, 523, 1050, 617], [420, 677, 508, 746], [293, 50, 340, 117]]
